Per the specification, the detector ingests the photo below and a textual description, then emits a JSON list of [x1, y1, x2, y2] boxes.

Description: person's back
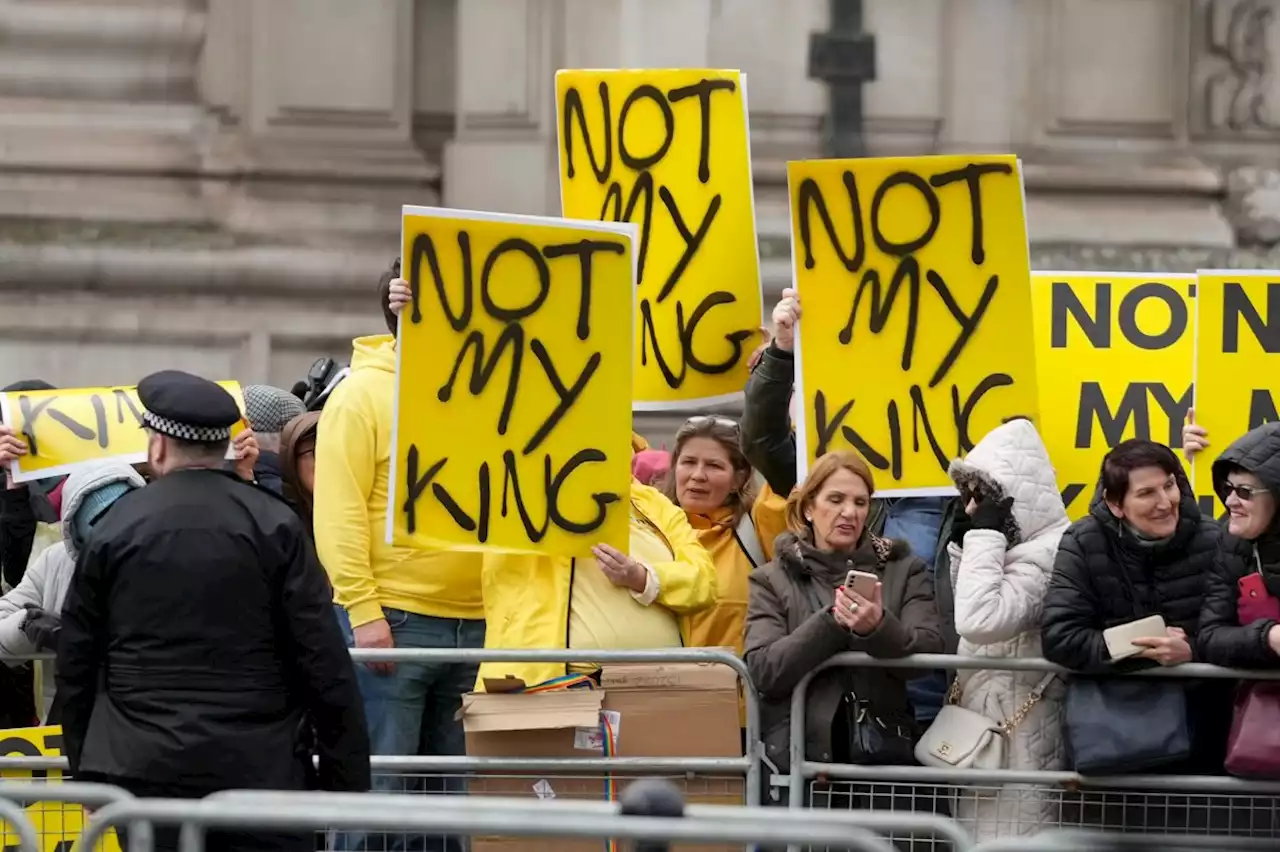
[[72, 470, 323, 788]]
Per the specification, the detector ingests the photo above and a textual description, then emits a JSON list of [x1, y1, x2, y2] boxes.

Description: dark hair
[[662, 417, 757, 523], [376, 258, 401, 337], [1100, 439, 1183, 504]]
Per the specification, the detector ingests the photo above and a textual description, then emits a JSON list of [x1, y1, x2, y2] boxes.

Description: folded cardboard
[[462, 661, 746, 852]]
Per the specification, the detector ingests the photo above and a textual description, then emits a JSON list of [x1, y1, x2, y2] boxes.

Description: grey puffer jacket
[[0, 462, 145, 721]]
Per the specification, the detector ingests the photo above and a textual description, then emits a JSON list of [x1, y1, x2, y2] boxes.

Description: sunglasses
[[681, 415, 739, 433], [1221, 481, 1270, 502]]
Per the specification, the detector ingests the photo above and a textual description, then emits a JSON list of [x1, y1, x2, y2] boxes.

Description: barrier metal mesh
[[805, 779, 1280, 851]]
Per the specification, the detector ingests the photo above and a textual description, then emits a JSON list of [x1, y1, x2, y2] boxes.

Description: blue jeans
[[883, 498, 949, 724], [333, 606, 485, 852]]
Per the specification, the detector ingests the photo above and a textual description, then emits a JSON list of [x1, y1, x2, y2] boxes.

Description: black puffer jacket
[[1043, 473, 1219, 672], [1198, 422, 1280, 668]]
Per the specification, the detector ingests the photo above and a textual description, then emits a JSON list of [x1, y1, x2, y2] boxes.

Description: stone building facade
[[2, 0, 1280, 437]]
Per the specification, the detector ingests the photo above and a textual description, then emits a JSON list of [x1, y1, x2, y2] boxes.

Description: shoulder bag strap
[[732, 512, 767, 568]]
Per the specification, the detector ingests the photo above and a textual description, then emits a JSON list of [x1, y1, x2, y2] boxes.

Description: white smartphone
[[845, 570, 879, 599], [1103, 614, 1167, 661]]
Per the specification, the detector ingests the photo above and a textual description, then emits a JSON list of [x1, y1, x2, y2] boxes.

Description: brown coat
[[745, 532, 944, 774]]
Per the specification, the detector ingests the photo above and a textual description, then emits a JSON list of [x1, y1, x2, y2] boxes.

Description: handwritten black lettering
[[409, 231, 473, 330], [564, 77, 750, 390], [17, 395, 54, 455], [542, 239, 626, 340], [796, 173, 865, 272], [952, 373, 1015, 451], [813, 390, 889, 469], [870, 172, 939, 257], [90, 393, 108, 449], [640, 291, 755, 389], [1223, 281, 1280, 353], [113, 389, 145, 428], [908, 386, 949, 473], [482, 238, 551, 322], [666, 78, 737, 183], [927, 162, 1012, 265], [524, 341, 600, 455], [618, 84, 674, 171], [405, 219, 629, 547], [655, 186, 720, 303], [438, 324, 523, 437], [925, 270, 998, 387], [562, 82, 612, 183]]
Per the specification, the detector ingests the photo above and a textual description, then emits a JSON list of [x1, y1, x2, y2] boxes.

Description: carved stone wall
[[3, 0, 1280, 416]]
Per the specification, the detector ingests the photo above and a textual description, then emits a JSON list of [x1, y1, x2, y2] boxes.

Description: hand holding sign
[[592, 543, 648, 594], [772, 288, 801, 352], [388, 277, 411, 316], [232, 428, 260, 482], [1182, 408, 1210, 461], [0, 425, 28, 466]]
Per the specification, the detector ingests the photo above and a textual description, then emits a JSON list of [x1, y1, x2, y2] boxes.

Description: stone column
[[198, 0, 439, 242], [443, 0, 715, 215]]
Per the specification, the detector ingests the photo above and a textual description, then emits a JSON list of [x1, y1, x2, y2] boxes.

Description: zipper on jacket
[[564, 557, 576, 676]]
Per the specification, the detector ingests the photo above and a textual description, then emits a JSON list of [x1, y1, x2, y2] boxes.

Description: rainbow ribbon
[[519, 674, 617, 852]]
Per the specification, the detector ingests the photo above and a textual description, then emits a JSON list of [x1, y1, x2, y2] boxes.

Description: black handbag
[[842, 692, 917, 766], [1064, 677, 1191, 774]]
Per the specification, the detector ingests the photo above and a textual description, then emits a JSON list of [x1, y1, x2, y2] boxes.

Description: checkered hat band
[[143, 411, 231, 443]]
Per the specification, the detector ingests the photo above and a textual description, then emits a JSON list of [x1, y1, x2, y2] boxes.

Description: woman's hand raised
[[834, 583, 884, 636]]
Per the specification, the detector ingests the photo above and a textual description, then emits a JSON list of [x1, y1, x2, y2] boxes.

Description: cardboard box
[[462, 663, 746, 852]]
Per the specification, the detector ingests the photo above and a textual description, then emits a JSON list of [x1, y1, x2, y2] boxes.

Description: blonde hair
[[785, 451, 876, 537]]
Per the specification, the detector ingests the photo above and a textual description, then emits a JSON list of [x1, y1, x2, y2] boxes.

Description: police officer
[[57, 370, 370, 852]]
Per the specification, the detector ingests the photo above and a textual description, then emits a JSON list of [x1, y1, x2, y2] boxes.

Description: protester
[[0, 380, 65, 727], [1198, 422, 1280, 669], [1043, 439, 1231, 832], [242, 384, 307, 495], [57, 370, 369, 852], [663, 415, 785, 654], [943, 418, 1068, 837], [0, 460, 145, 723], [741, 289, 952, 723], [632, 447, 670, 487], [281, 411, 320, 533], [322, 268, 484, 852], [0, 380, 63, 591], [744, 451, 944, 811]]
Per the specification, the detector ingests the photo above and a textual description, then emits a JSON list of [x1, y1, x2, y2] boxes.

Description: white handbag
[[914, 672, 1056, 770]]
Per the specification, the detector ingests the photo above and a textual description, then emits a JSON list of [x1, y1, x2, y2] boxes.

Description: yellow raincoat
[[476, 477, 718, 689]]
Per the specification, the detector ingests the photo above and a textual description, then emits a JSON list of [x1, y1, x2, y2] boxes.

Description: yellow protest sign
[[1192, 270, 1280, 516], [1031, 272, 1196, 519], [789, 154, 1039, 493], [0, 725, 120, 852], [556, 69, 763, 410], [388, 206, 635, 557], [0, 383, 247, 483]]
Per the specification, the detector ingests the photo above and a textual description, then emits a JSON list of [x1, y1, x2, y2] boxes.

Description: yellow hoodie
[[477, 480, 718, 688], [314, 334, 483, 627]]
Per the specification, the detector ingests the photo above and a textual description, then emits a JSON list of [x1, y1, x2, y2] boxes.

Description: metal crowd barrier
[[0, 795, 37, 852], [76, 786, 972, 852], [786, 652, 1280, 849]]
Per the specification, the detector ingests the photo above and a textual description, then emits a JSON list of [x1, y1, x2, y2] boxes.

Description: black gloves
[[970, 496, 1014, 533], [948, 511, 972, 545], [21, 604, 61, 652]]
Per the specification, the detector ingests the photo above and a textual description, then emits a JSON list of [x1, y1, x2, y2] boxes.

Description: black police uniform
[[56, 371, 370, 852]]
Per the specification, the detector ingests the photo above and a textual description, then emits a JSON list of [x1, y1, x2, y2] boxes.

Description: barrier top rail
[[204, 787, 975, 848], [0, 795, 39, 852], [975, 829, 1275, 851], [79, 795, 974, 852], [787, 651, 1280, 806], [0, 780, 134, 807]]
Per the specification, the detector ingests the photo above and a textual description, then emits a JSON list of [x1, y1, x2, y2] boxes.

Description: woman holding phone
[[943, 418, 1069, 838], [744, 450, 943, 813]]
